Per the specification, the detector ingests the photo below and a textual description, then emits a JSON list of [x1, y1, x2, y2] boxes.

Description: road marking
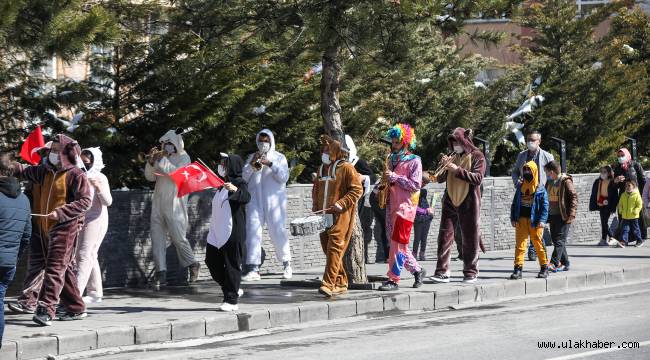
[[545, 340, 650, 360]]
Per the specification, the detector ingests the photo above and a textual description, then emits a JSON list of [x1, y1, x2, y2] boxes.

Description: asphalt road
[[67, 283, 650, 360]]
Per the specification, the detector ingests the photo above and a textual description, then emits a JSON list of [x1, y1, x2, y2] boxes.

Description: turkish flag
[[20, 126, 45, 165], [169, 162, 224, 198]]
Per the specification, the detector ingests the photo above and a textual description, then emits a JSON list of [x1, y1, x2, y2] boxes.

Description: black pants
[[599, 207, 613, 240], [205, 242, 241, 305], [549, 215, 570, 267], [371, 206, 389, 262], [413, 216, 432, 256], [359, 205, 374, 263]]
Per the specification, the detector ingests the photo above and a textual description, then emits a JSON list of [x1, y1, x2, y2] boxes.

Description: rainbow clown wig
[[387, 123, 417, 150]]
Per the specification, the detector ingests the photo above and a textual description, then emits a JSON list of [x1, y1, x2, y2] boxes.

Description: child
[[544, 161, 577, 272], [589, 165, 619, 246], [616, 180, 643, 248], [413, 175, 434, 261], [205, 153, 251, 312], [510, 161, 550, 279]]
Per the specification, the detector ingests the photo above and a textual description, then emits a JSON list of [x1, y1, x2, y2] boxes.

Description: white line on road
[[545, 340, 650, 360]]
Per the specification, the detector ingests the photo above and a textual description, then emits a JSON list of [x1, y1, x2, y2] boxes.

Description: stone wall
[[93, 173, 630, 287]]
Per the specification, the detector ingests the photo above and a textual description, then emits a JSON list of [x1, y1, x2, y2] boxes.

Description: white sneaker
[[430, 273, 451, 283], [283, 265, 293, 279], [237, 289, 244, 297], [83, 295, 103, 304], [218, 303, 239, 312], [241, 271, 261, 282]]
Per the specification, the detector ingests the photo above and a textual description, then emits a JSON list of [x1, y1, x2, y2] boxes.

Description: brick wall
[[93, 172, 639, 287]]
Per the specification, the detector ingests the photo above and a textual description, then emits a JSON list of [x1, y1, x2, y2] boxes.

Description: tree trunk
[[319, 7, 367, 284]]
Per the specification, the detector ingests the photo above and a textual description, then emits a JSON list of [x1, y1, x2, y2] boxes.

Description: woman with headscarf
[[613, 148, 646, 241], [205, 153, 250, 312], [75, 148, 112, 304]]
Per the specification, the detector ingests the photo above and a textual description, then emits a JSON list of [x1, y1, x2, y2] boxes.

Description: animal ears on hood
[[175, 127, 184, 135], [464, 128, 474, 140]]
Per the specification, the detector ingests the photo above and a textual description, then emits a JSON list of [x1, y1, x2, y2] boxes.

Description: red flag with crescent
[[169, 162, 224, 197], [20, 125, 45, 165]]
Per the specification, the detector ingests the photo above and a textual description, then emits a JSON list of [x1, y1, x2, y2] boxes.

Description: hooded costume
[[510, 161, 549, 269], [144, 129, 198, 277], [434, 128, 486, 280], [205, 154, 250, 305], [76, 147, 112, 300], [312, 135, 363, 295], [14, 134, 91, 319], [383, 124, 424, 285], [242, 129, 291, 271]]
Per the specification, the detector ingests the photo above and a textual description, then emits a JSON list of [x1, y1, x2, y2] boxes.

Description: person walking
[[544, 161, 577, 272], [589, 165, 619, 246]]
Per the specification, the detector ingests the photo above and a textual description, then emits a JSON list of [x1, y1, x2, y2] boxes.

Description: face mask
[[527, 141, 538, 152], [600, 173, 608, 180], [258, 142, 271, 153], [217, 164, 227, 178], [453, 145, 464, 154], [618, 156, 626, 164], [321, 153, 331, 165], [48, 152, 60, 166], [83, 163, 92, 171], [164, 144, 176, 154], [523, 172, 534, 182]]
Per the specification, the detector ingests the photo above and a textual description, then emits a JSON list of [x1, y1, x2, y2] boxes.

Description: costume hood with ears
[[344, 135, 359, 165], [256, 129, 277, 154], [159, 128, 186, 155], [447, 127, 479, 154], [521, 160, 540, 195], [82, 147, 105, 174], [52, 134, 83, 170], [320, 135, 344, 162], [617, 147, 632, 170]]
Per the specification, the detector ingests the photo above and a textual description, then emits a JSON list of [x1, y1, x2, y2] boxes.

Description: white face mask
[[321, 153, 332, 165], [527, 141, 538, 152], [258, 142, 271, 153], [618, 156, 626, 164], [164, 144, 176, 154], [217, 164, 227, 178], [453, 145, 464, 154], [48, 152, 60, 166]]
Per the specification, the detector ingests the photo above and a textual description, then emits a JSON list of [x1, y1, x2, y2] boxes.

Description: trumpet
[[251, 152, 267, 171], [145, 146, 165, 164], [428, 151, 458, 181]]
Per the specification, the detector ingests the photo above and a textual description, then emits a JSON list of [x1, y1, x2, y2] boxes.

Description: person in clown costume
[[378, 123, 427, 291]]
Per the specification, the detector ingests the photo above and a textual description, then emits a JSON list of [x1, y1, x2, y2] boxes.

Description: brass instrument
[[428, 151, 458, 181], [376, 153, 390, 209], [251, 152, 267, 171], [145, 146, 165, 164]]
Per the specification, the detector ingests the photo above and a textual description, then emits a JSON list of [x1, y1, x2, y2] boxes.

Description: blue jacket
[[510, 185, 549, 228], [0, 177, 31, 268]]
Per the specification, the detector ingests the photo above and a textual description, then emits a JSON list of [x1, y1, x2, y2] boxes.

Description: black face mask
[[83, 162, 92, 171], [523, 172, 534, 182]]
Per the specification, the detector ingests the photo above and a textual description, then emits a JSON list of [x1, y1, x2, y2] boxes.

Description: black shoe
[[153, 270, 167, 289], [510, 265, 523, 280], [8, 302, 35, 314], [413, 269, 427, 288], [33, 307, 53, 326], [378, 280, 399, 291], [537, 265, 549, 279], [635, 241, 645, 248], [59, 311, 88, 321], [189, 262, 201, 283], [527, 248, 537, 261], [55, 304, 67, 319]]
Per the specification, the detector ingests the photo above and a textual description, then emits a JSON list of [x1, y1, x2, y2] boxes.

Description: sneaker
[[8, 302, 35, 314], [510, 265, 523, 280], [83, 295, 103, 304], [557, 264, 570, 272], [237, 288, 244, 297], [635, 241, 645, 248], [218, 303, 239, 312], [55, 304, 67, 318], [242, 271, 261, 282], [463, 276, 478, 284], [617, 241, 626, 248], [537, 265, 549, 279], [318, 285, 333, 298], [607, 237, 619, 246], [189, 262, 201, 283], [597, 239, 609, 246], [283, 264, 293, 280], [59, 312, 88, 321], [413, 268, 427, 288], [378, 280, 399, 291], [548, 263, 559, 273], [153, 270, 167, 289], [527, 248, 537, 262], [33, 308, 53, 326], [430, 273, 451, 283]]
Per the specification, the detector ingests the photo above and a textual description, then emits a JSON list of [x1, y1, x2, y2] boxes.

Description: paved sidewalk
[[2, 245, 650, 360]]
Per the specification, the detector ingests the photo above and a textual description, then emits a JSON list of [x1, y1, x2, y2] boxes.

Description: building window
[[576, 0, 609, 16]]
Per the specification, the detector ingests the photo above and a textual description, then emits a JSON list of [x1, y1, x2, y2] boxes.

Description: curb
[[4, 265, 650, 360]]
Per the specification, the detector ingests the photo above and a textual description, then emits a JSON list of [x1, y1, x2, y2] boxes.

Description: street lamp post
[[474, 137, 491, 177], [625, 137, 637, 161], [550, 137, 567, 173]]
